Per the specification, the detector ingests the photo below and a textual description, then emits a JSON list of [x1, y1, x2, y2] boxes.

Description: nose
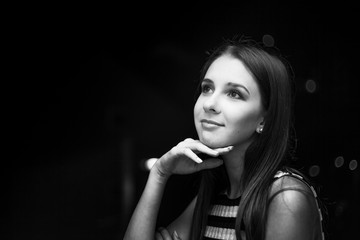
[[203, 94, 220, 114]]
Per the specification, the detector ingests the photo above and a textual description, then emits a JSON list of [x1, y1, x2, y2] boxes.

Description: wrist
[[150, 161, 171, 183]]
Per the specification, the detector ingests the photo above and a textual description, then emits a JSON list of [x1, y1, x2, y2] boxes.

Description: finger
[[173, 230, 182, 240], [158, 227, 173, 240], [190, 141, 233, 156], [178, 139, 218, 156], [179, 139, 233, 158], [192, 142, 221, 156], [155, 232, 164, 240], [196, 158, 224, 171], [213, 146, 234, 154], [183, 138, 194, 143], [183, 148, 203, 163]]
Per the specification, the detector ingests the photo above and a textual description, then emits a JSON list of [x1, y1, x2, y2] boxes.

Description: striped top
[[204, 193, 242, 240]]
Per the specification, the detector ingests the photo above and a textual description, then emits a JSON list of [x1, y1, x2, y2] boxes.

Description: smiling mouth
[[200, 119, 225, 127]]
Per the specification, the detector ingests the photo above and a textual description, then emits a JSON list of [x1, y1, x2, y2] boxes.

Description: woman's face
[[194, 54, 265, 150]]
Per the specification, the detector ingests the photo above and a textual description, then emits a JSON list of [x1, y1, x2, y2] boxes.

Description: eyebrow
[[202, 78, 250, 95], [226, 82, 250, 95]]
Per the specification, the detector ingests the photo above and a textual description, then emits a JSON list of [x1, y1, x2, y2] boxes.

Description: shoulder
[[265, 171, 322, 240], [270, 171, 314, 199], [269, 175, 317, 215], [269, 170, 319, 214]]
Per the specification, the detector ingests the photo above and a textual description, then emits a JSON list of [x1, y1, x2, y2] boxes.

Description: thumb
[[196, 158, 223, 171]]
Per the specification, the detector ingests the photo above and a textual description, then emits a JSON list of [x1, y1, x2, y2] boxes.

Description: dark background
[[6, 3, 359, 240]]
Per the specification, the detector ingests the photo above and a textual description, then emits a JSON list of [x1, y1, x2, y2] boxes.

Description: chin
[[198, 136, 228, 149]]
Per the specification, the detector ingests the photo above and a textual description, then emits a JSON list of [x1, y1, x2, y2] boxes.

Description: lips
[[200, 119, 225, 127]]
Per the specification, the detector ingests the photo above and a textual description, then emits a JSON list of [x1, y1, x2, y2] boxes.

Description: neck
[[222, 145, 246, 199]]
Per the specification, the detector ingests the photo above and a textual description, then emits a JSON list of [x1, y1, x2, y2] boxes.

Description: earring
[[257, 125, 264, 134]]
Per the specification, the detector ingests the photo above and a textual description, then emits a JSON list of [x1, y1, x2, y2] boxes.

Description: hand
[[155, 228, 181, 240], [153, 138, 233, 178]]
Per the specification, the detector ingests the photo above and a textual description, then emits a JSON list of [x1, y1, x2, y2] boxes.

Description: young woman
[[123, 37, 325, 240]]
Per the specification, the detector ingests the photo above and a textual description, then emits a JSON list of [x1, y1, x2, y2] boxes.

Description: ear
[[256, 118, 265, 134]]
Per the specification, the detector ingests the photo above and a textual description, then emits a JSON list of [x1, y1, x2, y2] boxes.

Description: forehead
[[204, 55, 259, 93]]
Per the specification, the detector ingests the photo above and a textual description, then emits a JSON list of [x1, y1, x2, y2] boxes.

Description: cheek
[[193, 99, 201, 131], [228, 109, 261, 135], [193, 98, 202, 119]]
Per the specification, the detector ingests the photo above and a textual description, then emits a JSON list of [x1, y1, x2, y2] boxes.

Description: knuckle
[[177, 140, 187, 147], [181, 147, 189, 155], [170, 146, 178, 155], [184, 138, 193, 142]]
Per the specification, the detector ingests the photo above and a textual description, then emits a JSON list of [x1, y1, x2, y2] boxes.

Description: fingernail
[[221, 146, 233, 152], [174, 230, 181, 239]]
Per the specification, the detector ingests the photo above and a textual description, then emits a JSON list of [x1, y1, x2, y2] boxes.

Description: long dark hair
[[191, 36, 296, 240]]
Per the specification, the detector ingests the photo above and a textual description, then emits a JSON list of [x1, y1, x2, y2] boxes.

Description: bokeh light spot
[[262, 34, 275, 47], [143, 158, 158, 171], [335, 156, 344, 168], [349, 159, 358, 171], [309, 165, 320, 177], [305, 79, 317, 93]]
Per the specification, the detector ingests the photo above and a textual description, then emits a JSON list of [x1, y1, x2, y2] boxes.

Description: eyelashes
[[201, 83, 244, 100], [227, 89, 243, 99], [201, 84, 213, 94]]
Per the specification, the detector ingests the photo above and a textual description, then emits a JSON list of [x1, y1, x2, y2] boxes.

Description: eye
[[201, 84, 213, 94], [227, 89, 243, 99]]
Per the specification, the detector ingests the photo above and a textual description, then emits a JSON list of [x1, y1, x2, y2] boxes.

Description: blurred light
[[144, 158, 158, 171], [309, 165, 320, 177], [305, 79, 317, 93], [262, 34, 275, 47], [334, 156, 345, 168], [349, 159, 358, 171]]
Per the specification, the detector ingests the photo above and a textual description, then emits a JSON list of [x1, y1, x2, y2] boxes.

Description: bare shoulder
[[266, 175, 322, 240], [270, 174, 314, 200], [269, 174, 318, 216]]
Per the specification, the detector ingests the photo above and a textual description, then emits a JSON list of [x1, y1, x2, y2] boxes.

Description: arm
[[123, 165, 169, 240], [123, 138, 232, 240], [265, 177, 322, 240]]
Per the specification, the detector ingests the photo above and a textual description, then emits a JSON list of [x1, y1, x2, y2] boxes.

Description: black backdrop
[[6, 4, 359, 240]]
